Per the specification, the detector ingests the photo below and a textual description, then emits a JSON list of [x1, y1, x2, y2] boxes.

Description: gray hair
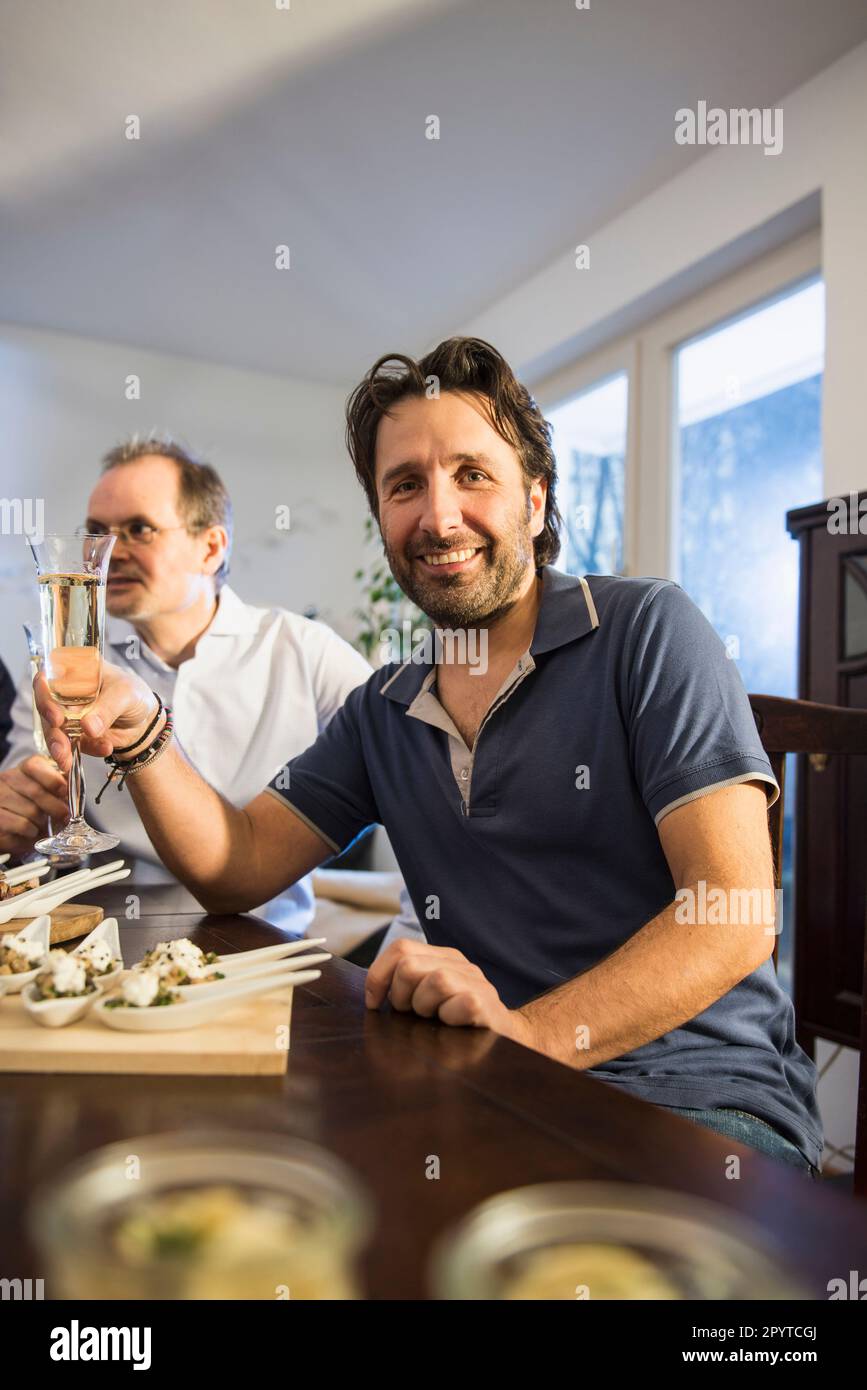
[[100, 434, 233, 589]]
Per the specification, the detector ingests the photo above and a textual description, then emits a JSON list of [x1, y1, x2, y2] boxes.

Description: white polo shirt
[[1, 585, 373, 932]]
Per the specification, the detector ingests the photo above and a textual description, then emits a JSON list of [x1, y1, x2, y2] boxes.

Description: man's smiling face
[[374, 391, 546, 627]]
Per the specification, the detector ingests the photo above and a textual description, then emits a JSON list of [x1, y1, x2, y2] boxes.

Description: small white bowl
[[22, 981, 100, 1028], [0, 914, 52, 996], [72, 917, 124, 990]]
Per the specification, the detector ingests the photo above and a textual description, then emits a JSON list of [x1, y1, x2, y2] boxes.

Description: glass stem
[[67, 726, 86, 825]]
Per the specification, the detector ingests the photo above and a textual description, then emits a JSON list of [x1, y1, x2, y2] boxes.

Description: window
[[673, 277, 824, 697], [547, 371, 629, 576]]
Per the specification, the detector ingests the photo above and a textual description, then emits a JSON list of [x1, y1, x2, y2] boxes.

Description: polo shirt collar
[[529, 566, 599, 656], [380, 565, 599, 707]]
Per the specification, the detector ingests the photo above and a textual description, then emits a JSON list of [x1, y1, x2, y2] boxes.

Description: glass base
[[35, 824, 120, 858], [35, 845, 83, 867]]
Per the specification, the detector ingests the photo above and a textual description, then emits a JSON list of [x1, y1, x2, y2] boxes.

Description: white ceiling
[[2, 0, 866, 385]]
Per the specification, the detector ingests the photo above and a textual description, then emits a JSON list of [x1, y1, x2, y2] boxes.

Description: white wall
[[464, 40, 867, 500], [0, 324, 371, 671]]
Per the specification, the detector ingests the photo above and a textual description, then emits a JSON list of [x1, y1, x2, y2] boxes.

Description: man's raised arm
[[35, 664, 331, 913]]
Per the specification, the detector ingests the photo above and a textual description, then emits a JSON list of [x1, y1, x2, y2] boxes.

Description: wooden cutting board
[[1, 903, 104, 945], [0, 985, 293, 1076]]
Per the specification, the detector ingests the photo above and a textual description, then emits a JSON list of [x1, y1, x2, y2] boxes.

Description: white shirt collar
[[205, 585, 261, 636], [106, 584, 258, 651]]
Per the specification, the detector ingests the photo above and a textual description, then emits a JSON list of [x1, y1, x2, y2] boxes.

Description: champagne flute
[[28, 534, 119, 857], [22, 622, 81, 865]]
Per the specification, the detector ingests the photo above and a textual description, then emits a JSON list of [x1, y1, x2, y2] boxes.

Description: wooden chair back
[[749, 694, 867, 1197]]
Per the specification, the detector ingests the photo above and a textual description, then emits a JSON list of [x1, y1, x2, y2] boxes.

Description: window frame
[[532, 229, 821, 581], [534, 339, 638, 576]]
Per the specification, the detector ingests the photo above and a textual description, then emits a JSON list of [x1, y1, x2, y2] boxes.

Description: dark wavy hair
[[345, 336, 561, 566]]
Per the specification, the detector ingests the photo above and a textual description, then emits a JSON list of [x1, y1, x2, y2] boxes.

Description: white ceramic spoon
[[0, 860, 126, 924], [172, 952, 331, 997], [95, 968, 322, 1032], [18, 918, 125, 1025], [22, 981, 101, 1028], [1, 860, 51, 888], [212, 937, 328, 972], [72, 917, 125, 990], [3, 867, 131, 922], [0, 915, 52, 995]]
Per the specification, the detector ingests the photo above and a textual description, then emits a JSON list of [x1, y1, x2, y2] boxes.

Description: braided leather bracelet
[[94, 704, 174, 804], [112, 695, 164, 758]]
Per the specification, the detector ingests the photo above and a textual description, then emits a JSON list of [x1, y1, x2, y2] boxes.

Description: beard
[[383, 498, 537, 628]]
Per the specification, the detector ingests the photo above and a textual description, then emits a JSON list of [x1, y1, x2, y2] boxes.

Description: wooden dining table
[[3, 882, 867, 1302]]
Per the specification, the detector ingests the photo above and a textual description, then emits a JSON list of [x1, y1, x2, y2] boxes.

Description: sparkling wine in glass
[[28, 534, 119, 857], [23, 622, 80, 865]]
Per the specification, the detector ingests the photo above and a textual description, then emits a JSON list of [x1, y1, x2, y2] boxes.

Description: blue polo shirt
[[266, 567, 823, 1167]]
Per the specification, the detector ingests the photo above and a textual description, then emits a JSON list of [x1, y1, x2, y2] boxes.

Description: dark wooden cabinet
[[787, 494, 867, 1056]]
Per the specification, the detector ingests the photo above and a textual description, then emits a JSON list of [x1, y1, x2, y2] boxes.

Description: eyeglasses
[[77, 522, 188, 548]]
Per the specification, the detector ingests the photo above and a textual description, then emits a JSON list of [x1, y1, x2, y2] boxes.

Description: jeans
[[659, 1106, 821, 1178]]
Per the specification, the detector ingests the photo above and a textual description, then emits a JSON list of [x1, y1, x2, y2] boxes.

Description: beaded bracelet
[[94, 706, 174, 804]]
